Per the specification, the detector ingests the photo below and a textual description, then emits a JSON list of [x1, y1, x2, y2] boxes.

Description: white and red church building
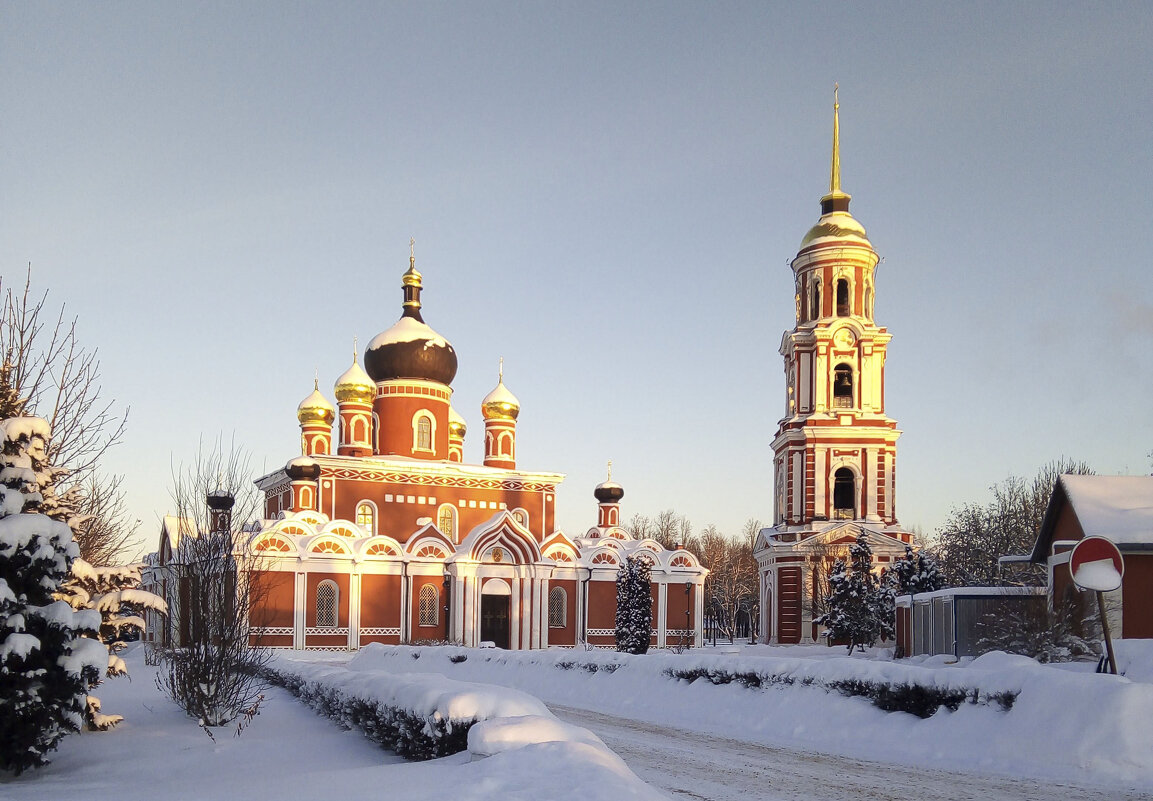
[[755, 92, 914, 644], [166, 250, 707, 651]]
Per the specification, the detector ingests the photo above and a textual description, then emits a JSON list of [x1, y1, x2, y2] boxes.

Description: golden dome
[[448, 404, 467, 437], [481, 366, 520, 421], [799, 211, 871, 249], [334, 353, 375, 404], [297, 380, 335, 425]]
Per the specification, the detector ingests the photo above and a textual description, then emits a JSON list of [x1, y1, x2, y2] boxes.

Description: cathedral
[[205, 247, 707, 651], [755, 91, 913, 644]]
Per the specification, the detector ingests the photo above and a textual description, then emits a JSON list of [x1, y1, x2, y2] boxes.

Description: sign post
[[1069, 536, 1125, 675]]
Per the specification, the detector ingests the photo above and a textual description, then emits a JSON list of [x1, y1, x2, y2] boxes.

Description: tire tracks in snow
[[548, 704, 1153, 801]]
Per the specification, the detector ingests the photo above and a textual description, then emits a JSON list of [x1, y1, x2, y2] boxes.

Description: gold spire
[[314, 369, 319, 390], [606, 459, 613, 482], [353, 335, 359, 363], [499, 356, 504, 381], [402, 237, 424, 318], [820, 84, 851, 212], [830, 83, 841, 196]]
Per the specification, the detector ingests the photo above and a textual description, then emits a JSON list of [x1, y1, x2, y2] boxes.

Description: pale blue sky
[[2, 2, 1151, 555]]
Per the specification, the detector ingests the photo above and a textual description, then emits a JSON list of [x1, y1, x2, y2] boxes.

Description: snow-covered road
[[550, 704, 1153, 801]]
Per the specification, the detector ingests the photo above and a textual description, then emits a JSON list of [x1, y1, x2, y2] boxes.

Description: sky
[[2, 2, 1151, 557]]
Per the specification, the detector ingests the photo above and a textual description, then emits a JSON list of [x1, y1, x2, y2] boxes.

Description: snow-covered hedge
[[263, 656, 550, 760], [661, 664, 1017, 717]]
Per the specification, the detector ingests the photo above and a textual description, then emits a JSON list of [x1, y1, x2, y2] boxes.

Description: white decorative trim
[[586, 628, 616, 637], [304, 646, 349, 651], [250, 626, 294, 636], [358, 627, 401, 636], [305, 627, 350, 636]]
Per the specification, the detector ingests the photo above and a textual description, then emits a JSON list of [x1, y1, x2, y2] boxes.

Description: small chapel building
[[186, 250, 707, 651], [754, 91, 913, 644]]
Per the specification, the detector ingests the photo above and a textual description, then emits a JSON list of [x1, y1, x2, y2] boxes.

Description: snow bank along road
[[550, 705, 1153, 801]]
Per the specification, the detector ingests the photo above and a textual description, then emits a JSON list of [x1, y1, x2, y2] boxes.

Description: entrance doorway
[[480, 579, 512, 649]]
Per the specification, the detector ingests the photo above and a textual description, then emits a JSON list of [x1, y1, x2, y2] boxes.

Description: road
[[549, 704, 1153, 801]]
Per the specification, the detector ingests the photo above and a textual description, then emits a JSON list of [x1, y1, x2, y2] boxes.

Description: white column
[[520, 576, 532, 649], [536, 575, 547, 649], [694, 579, 705, 648], [348, 572, 361, 650], [293, 572, 306, 650], [657, 580, 668, 648]]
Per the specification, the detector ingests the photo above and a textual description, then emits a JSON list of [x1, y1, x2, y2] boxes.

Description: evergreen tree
[[0, 416, 104, 774], [55, 558, 167, 729], [887, 545, 944, 597], [615, 554, 653, 654], [817, 533, 883, 653]]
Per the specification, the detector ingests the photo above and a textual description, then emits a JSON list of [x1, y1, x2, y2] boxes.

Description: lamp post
[[442, 569, 452, 643]]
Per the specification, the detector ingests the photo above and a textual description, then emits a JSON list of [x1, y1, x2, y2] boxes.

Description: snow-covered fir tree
[[615, 554, 652, 655], [0, 416, 105, 774], [818, 532, 884, 653], [886, 545, 944, 597], [55, 559, 167, 729]]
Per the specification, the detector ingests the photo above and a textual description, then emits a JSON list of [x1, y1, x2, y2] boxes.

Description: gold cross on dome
[[607, 459, 613, 482]]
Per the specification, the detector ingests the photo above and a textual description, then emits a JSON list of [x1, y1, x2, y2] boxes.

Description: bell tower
[[757, 88, 913, 646], [773, 86, 901, 529]]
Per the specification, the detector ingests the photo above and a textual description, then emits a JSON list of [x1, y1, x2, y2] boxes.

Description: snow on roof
[[297, 387, 334, 412], [482, 378, 519, 408], [367, 316, 450, 350], [335, 359, 373, 389], [287, 456, 318, 469], [1061, 474, 1153, 545]]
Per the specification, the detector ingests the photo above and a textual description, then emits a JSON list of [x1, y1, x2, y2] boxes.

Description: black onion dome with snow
[[594, 480, 624, 504], [364, 256, 457, 385]]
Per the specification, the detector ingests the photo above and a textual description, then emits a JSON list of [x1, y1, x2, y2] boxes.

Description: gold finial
[[353, 335, 358, 363], [498, 356, 504, 382], [314, 368, 319, 390], [830, 83, 841, 195], [410, 237, 415, 268], [607, 459, 613, 482]]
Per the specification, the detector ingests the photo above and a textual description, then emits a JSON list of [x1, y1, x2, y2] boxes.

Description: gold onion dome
[[297, 378, 335, 425], [363, 243, 458, 386], [800, 85, 872, 251], [334, 351, 375, 404], [481, 363, 520, 421], [448, 404, 467, 437]]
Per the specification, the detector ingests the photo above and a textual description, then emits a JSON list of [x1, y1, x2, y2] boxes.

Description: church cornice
[[255, 454, 564, 494]]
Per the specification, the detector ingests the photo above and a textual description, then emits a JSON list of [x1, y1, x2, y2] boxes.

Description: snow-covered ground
[[3, 641, 1152, 800], [338, 640, 1153, 794], [0, 646, 661, 801]]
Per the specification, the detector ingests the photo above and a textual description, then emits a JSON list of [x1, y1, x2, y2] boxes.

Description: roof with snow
[[1031, 474, 1153, 562]]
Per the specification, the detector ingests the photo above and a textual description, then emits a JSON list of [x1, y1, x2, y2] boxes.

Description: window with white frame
[[437, 503, 457, 541], [548, 586, 567, 628], [413, 412, 434, 452], [316, 580, 338, 628], [418, 583, 439, 626], [356, 501, 376, 534]]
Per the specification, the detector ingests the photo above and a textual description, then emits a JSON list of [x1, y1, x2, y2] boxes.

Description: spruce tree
[[615, 554, 653, 654], [0, 417, 103, 774], [818, 532, 882, 653]]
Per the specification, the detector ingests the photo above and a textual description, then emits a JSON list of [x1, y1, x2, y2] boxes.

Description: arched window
[[353, 416, 367, 443], [418, 584, 439, 627], [498, 431, 513, 457], [864, 286, 873, 320], [437, 503, 457, 541], [833, 364, 853, 408], [810, 280, 821, 320], [549, 586, 567, 628], [833, 468, 855, 520], [356, 501, 376, 535], [836, 279, 850, 316], [512, 508, 529, 528], [316, 580, 338, 628], [415, 415, 433, 451]]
